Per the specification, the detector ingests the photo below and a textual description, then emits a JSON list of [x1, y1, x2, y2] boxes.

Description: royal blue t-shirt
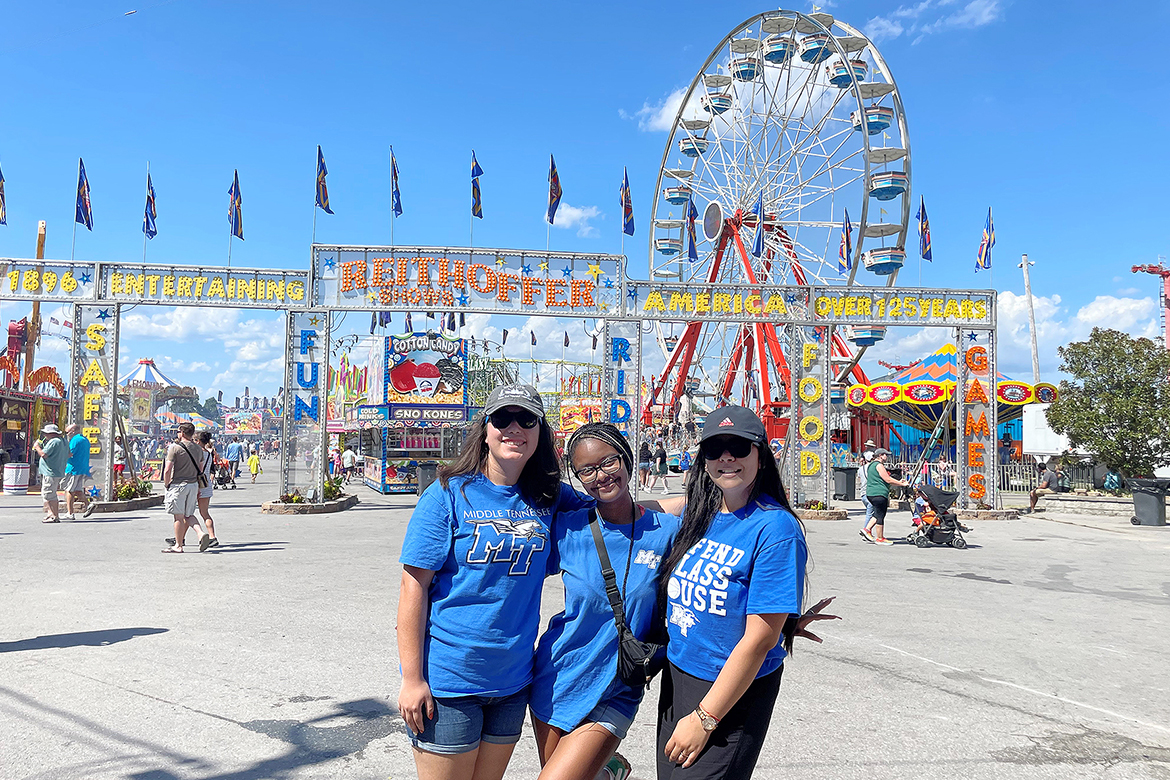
[[665, 498, 807, 682], [399, 474, 589, 698], [65, 434, 91, 476], [531, 506, 681, 731]]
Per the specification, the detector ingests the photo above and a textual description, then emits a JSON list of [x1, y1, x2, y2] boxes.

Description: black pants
[[656, 662, 784, 779], [867, 494, 889, 523]]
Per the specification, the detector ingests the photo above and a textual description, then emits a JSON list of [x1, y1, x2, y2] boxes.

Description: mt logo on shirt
[[669, 604, 698, 636], [464, 509, 548, 575], [634, 549, 662, 569]]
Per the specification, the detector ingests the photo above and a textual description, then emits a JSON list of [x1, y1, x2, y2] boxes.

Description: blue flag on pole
[[837, 208, 852, 274], [751, 192, 764, 258], [315, 145, 333, 214], [143, 173, 157, 239], [75, 158, 93, 231], [228, 169, 244, 240], [686, 195, 699, 262], [547, 154, 563, 225], [917, 196, 932, 261], [620, 167, 634, 236], [390, 148, 403, 217], [976, 207, 994, 272], [0, 162, 6, 226], [471, 151, 483, 219]]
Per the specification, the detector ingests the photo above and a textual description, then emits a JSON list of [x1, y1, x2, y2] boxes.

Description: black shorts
[[656, 662, 784, 779], [867, 494, 889, 523]]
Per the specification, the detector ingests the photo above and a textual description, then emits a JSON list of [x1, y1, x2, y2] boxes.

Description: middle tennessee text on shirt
[[665, 498, 808, 683], [530, 507, 682, 732], [399, 475, 588, 698]]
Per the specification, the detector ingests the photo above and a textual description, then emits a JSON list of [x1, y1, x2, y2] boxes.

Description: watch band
[[694, 702, 719, 732]]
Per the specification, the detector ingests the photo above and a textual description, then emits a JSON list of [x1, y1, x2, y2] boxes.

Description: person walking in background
[[225, 436, 244, 478], [63, 423, 95, 520], [34, 424, 68, 523], [638, 440, 653, 490], [247, 450, 262, 484], [112, 436, 127, 485], [857, 450, 874, 543], [649, 440, 670, 495], [862, 449, 909, 546], [341, 445, 357, 483], [162, 422, 210, 554], [194, 431, 220, 547]]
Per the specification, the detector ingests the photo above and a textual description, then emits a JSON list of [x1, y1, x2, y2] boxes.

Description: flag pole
[[227, 233, 233, 269], [389, 146, 396, 247], [70, 218, 77, 263], [143, 162, 150, 264]]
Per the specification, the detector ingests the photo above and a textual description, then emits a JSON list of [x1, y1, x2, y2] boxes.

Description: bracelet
[[694, 702, 720, 731]]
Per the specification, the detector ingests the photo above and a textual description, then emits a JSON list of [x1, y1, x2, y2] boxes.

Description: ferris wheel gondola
[[646, 8, 912, 435]]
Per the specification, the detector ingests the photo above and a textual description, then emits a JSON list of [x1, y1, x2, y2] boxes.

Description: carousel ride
[[646, 9, 911, 439]]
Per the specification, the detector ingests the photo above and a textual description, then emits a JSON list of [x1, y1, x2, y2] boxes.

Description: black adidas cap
[[700, 406, 766, 446]]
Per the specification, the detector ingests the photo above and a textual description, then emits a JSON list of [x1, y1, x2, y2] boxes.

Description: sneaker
[[62, 514, 75, 522], [42, 516, 60, 524], [600, 753, 632, 780], [859, 527, 875, 543], [208, 538, 220, 548], [82, 503, 96, 518], [661, 487, 670, 495], [165, 537, 177, 545], [199, 533, 212, 552], [874, 537, 894, 546]]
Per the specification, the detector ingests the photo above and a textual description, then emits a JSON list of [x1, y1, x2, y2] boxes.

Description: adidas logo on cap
[[719, 418, 734, 427]]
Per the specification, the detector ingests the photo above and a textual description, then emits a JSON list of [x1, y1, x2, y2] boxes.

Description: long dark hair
[[658, 441, 806, 652], [439, 415, 563, 509]]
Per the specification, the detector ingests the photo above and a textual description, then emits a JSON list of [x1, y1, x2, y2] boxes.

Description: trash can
[[833, 466, 858, 501], [416, 462, 439, 497], [1128, 478, 1170, 526]]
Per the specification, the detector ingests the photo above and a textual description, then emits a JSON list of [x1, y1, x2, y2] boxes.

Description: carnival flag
[[75, 158, 93, 230], [404, 312, 413, 332], [917, 195, 932, 261], [143, 173, 157, 239], [531, 330, 537, 346], [750, 191, 764, 258], [976, 207, 994, 272], [686, 195, 699, 262], [471, 151, 484, 219], [0, 162, 6, 225], [547, 154, 563, 224], [564, 331, 570, 348], [315, 145, 333, 214], [620, 167, 634, 236], [459, 312, 465, 327], [502, 328, 509, 346], [837, 208, 852, 274], [228, 170, 244, 240], [390, 148, 403, 217]]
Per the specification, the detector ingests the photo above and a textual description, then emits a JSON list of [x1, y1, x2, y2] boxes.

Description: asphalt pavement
[[1, 470, 1168, 779]]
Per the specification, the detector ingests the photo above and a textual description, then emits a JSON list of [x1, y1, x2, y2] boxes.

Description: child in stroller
[[214, 456, 237, 490], [905, 483, 971, 549]]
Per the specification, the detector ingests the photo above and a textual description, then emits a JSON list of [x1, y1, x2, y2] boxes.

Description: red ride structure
[[1131, 263, 1170, 349]]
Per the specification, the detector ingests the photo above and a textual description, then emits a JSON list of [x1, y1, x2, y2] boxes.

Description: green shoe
[[601, 753, 631, 780]]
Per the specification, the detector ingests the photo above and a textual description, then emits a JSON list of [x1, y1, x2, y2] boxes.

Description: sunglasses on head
[[487, 409, 540, 430], [700, 436, 754, 460]]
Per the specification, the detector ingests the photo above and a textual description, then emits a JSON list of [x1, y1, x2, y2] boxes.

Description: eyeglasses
[[574, 454, 624, 483], [487, 409, 540, 430], [700, 436, 754, 460]]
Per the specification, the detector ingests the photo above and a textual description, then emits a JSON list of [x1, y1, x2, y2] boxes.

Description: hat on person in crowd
[[700, 406, 766, 446], [864, 439, 876, 448], [41, 424, 61, 435], [874, 447, 891, 456], [484, 384, 545, 419]]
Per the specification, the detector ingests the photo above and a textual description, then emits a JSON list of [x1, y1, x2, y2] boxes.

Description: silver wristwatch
[[694, 704, 719, 732]]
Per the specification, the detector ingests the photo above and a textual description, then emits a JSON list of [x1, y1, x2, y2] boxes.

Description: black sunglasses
[[700, 436, 754, 460], [487, 409, 540, 430]]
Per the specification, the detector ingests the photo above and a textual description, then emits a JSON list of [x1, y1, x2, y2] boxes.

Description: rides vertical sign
[[790, 327, 830, 506], [956, 329, 997, 509], [282, 310, 329, 499], [69, 304, 119, 501], [602, 320, 641, 436]]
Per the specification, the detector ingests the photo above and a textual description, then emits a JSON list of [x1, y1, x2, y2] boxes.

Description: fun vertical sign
[[281, 310, 329, 499], [789, 327, 830, 506], [956, 329, 998, 509], [68, 304, 119, 501]]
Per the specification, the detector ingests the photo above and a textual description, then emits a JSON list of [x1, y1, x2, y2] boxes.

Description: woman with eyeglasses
[[397, 383, 587, 780], [530, 422, 681, 780], [656, 405, 809, 779]]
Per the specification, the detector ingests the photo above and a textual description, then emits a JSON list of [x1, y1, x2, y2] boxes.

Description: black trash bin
[[1127, 478, 1170, 526], [416, 462, 439, 497], [833, 466, 858, 501]]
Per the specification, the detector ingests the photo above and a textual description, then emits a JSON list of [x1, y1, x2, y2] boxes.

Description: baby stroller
[[214, 457, 237, 490], [905, 484, 970, 549]]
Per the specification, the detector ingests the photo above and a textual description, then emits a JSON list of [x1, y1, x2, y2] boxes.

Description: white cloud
[[621, 87, 688, 132], [864, 16, 905, 42], [865, 0, 1000, 44], [1115, 287, 1140, 296], [551, 203, 602, 238]]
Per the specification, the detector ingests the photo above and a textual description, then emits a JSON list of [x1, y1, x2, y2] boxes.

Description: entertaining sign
[[100, 264, 309, 308]]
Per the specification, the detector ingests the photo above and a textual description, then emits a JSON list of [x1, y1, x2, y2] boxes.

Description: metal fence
[[884, 460, 1099, 494]]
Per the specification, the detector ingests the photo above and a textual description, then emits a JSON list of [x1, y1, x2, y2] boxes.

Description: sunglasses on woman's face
[[700, 436, 754, 460], [487, 409, 540, 430]]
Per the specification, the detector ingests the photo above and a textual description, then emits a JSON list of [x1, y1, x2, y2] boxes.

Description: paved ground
[[2, 471, 1169, 779]]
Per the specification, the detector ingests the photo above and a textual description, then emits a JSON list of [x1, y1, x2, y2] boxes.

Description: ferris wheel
[[647, 9, 911, 430]]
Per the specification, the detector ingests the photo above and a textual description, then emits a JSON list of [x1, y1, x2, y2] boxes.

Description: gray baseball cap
[[484, 384, 545, 419], [874, 447, 892, 456]]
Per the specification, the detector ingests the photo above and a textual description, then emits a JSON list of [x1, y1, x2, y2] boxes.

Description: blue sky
[[1, 0, 1167, 401]]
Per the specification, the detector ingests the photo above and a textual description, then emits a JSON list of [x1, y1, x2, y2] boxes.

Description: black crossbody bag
[[177, 442, 209, 489], [587, 507, 667, 689]]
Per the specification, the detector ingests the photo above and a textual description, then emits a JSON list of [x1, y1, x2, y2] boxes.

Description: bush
[[322, 476, 346, 502], [115, 477, 154, 501]]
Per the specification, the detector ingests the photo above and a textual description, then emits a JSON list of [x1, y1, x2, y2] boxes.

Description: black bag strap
[[587, 505, 636, 630], [177, 441, 203, 481]]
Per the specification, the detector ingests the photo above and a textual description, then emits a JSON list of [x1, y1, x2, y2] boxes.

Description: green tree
[[1045, 328, 1170, 477]]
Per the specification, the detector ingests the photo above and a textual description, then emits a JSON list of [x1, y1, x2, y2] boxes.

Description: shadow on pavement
[[71, 517, 134, 523], [207, 542, 287, 554], [0, 627, 168, 653]]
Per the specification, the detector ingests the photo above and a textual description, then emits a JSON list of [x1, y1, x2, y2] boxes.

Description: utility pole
[[23, 221, 46, 390], [1019, 253, 1041, 385]]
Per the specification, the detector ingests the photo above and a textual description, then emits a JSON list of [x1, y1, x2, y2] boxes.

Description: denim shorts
[[583, 698, 635, 740], [409, 687, 529, 755]]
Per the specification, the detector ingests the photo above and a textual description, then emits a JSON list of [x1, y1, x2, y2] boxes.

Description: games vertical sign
[[956, 329, 997, 509], [789, 326, 830, 506], [69, 304, 119, 501], [281, 310, 329, 499], [602, 319, 641, 436]]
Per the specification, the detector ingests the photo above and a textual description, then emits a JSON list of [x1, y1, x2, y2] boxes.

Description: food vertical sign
[[281, 310, 329, 499], [69, 305, 119, 501], [789, 326, 830, 506], [956, 329, 998, 509]]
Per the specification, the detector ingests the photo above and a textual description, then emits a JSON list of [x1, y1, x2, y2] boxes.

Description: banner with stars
[[312, 245, 622, 316]]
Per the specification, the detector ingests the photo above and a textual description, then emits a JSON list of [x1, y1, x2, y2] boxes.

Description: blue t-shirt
[[226, 442, 243, 462], [399, 474, 589, 698], [65, 434, 91, 476], [531, 506, 681, 731], [665, 499, 807, 682]]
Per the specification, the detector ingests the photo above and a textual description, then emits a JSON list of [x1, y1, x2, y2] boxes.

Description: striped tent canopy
[[154, 410, 183, 426], [153, 410, 219, 430], [119, 358, 180, 388], [846, 343, 1058, 432]]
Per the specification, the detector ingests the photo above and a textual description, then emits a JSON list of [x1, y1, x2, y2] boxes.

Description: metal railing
[[876, 460, 1098, 494]]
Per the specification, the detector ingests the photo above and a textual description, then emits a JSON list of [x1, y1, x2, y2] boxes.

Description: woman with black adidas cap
[[656, 405, 809, 779]]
